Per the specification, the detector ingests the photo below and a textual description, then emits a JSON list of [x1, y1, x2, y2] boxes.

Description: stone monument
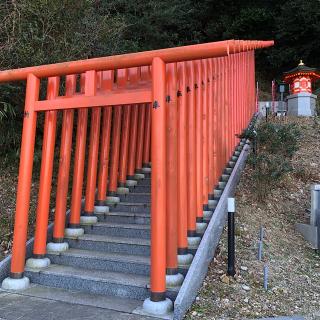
[[283, 60, 319, 116]]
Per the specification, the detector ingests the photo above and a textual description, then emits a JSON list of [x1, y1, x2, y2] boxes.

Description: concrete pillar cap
[[126, 180, 137, 187], [80, 215, 98, 225], [94, 205, 109, 213], [142, 297, 173, 316], [2, 276, 30, 291], [106, 196, 120, 204], [166, 273, 184, 287], [203, 210, 213, 219], [117, 187, 129, 194], [187, 236, 201, 247], [26, 257, 50, 269], [178, 253, 193, 267], [64, 227, 84, 238], [134, 173, 145, 180], [196, 222, 207, 233], [142, 167, 151, 173], [46, 242, 69, 253]]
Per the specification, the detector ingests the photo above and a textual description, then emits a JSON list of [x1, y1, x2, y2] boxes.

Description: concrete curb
[[173, 142, 250, 320]]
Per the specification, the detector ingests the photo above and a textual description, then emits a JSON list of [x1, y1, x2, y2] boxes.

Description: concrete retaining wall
[[173, 142, 250, 320]]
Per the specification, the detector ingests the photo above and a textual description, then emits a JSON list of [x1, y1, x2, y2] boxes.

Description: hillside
[[187, 117, 320, 319]]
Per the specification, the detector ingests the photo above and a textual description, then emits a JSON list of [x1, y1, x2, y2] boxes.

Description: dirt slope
[[186, 117, 320, 319]]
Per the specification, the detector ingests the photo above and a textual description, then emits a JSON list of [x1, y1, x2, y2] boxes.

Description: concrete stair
[[109, 202, 150, 214], [65, 234, 151, 255], [47, 248, 151, 275], [95, 211, 150, 224], [129, 185, 150, 193], [25, 264, 178, 301], [25, 173, 185, 304], [83, 222, 150, 238], [119, 193, 151, 203]]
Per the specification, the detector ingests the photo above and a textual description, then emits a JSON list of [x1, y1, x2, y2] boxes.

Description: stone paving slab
[[1, 284, 143, 314], [0, 290, 156, 320]]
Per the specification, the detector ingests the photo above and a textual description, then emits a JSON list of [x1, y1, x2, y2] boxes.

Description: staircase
[[24, 172, 188, 304]]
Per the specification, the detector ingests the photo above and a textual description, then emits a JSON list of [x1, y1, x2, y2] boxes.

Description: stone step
[[16, 284, 145, 314], [109, 202, 150, 214], [220, 174, 230, 182], [25, 264, 179, 301], [47, 248, 150, 276], [135, 171, 151, 177], [134, 178, 151, 186], [83, 222, 150, 239], [119, 193, 151, 203], [47, 248, 188, 277], [65, 233, 150, 256], [129, 185, 151, 193], [95, 211, 150, 225]]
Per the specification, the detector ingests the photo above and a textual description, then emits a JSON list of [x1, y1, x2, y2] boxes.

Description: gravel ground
[[186, 117, 320, 320]]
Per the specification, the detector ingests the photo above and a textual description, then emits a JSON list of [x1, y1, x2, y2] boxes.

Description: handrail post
[[177, 62, 193, 266], [116, 68, 132, 193], [186, 61, 200, 247], [165, 63, 184, 287], [96, 70, 113, 205], [47, 74, 76, 253], [107, 106, 122, 203], [208, 59, 214, 196], [195, 60, 204, 227], [127, 104, 139, 182], [218, 58, 223, 176], [66, 74, 88, 237], [141, 66, 152, 172], [143, 57, 173, 315], [226, 55, 232, 158], [118, 104, 131, 189], [83, 71, 100, 224], [142, 104, 151, 170], [202, 59, 209, 215], [26, 76, 59, 269], [126, 67, 139, 186], [231, 54, 236, 149], [96, 106, 112, 204], [222, 57, 227, 167], [135, 104, 146, 174], [2, 73, 39, 290], [212, 59, 218, 190], [107, 68, 129, 202]]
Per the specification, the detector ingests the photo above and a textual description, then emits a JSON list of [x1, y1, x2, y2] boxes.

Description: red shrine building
[[283, 60, 320, 116]]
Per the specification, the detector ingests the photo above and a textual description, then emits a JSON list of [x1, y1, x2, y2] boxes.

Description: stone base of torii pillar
[[287, 92, 317, 116]]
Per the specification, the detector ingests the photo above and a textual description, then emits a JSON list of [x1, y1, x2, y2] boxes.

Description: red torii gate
[[0, 39, 273, 314]]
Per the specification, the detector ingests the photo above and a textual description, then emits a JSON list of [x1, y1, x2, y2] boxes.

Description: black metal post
[[227, 198, 236, 276]]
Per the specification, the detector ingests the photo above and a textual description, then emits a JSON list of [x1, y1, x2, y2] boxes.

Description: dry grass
[[186, 117, 320, 319], [0, 159, 39, 260]]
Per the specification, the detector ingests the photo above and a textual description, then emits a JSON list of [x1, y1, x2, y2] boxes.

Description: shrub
[[256, 122, 300, 158], [247, 119, 300, 201], [248, 152, 292, 201]]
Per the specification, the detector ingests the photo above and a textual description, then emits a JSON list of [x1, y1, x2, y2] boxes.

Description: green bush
[[247, 120, 300, 201], [256, 122, 300, 158]]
